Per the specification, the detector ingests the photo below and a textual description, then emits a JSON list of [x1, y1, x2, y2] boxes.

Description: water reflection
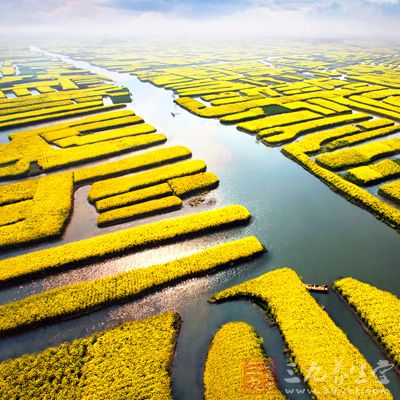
[[0, 229, 243, 304], [0, 49, 398, 399]]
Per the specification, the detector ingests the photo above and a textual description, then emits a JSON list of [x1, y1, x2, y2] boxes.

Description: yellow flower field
[[378, 180, 400, 204], [88, 159, 207, 201], [0, 172, 73, 249], [1, 39, 400, 399], [0, 204, 252, 283], [334, 277, 400, 367], [95, 182, 174, 212], [0, 312, 180, 400], [210, 268, 392, 399], [316, 138, 400, 170], [204, 322, 284, 400], [0, 236, 264, 334], [74, 145, 192, 184], [168, 171, 219, 198], [346, 159, 400, 185], [104, 42, 400, 232], [97, 195, 183, 226]]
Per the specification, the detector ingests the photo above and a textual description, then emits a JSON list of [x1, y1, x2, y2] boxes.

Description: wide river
[[0, 51, 399, 399]]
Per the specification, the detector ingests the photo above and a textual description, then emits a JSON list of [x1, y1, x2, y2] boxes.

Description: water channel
[[0, 49, 399, 399]]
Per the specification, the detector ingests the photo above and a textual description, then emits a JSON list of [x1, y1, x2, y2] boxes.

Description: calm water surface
[[0, 50, 399, 399]]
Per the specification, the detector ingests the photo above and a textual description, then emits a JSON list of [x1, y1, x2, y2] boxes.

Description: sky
[[1, 0, 399, 39]]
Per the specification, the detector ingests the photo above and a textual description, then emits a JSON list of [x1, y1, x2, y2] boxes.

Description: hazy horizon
[[1, 0, 400, 40]]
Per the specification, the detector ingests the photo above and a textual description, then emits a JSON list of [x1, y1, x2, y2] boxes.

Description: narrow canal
[[0, 48, 398, 399]]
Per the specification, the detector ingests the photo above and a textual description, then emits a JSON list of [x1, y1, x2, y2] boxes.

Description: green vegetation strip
[[334, 278, 400, 367], [0, 236, 264, 334], [210, 268, 391, 399], [0, 312, 180, 400], [0, 205, 252, 284], [204, 322, 284, 400]]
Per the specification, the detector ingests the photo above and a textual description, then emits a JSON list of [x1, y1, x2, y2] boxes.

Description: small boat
[[303, 283, 329, 293]]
